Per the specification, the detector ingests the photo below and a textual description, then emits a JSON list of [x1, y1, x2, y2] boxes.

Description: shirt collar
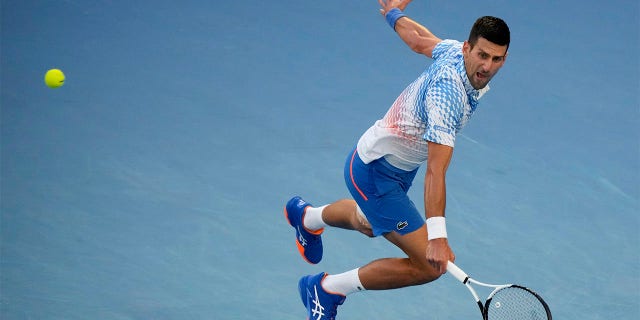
[[456, 57, 490, 101]]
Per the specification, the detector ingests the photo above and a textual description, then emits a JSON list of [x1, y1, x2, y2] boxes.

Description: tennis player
[[285, 1, 510, 318]]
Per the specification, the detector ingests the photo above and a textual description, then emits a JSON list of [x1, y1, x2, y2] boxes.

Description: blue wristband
[[385, 8, 407, 30]]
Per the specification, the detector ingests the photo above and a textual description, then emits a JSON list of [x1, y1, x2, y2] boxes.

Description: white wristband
[[426, 217, 447, 240]]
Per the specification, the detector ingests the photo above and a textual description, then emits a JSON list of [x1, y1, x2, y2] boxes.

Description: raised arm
[[379, 0, 443, 58]]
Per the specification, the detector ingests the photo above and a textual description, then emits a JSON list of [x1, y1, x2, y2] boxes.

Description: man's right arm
[[379, 0, 443, 58]]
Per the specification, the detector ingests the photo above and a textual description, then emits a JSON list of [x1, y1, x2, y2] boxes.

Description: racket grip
[[446, 261, 469, 283]]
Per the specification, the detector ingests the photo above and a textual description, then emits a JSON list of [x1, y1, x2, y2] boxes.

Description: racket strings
[[486, 286, 550, 320]]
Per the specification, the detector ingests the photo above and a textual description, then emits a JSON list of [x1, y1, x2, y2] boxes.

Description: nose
[[480, 60, 491, 72]]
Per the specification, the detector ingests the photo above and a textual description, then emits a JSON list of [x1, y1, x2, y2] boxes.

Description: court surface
[[1, 0, 638, 319]]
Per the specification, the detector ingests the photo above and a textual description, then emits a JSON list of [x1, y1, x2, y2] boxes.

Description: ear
[[462, 40, 471, 54]]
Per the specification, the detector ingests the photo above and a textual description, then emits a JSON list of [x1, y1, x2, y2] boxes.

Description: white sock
[[303, 205, 328, 231], [322, 268, 365, 296]]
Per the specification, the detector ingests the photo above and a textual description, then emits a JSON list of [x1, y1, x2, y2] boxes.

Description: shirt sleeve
[[423, 68, 465, 147], [431, 39, 460, 61]]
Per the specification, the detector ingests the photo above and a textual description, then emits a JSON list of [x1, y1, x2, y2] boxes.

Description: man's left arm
[[424, 141, 455, 274]]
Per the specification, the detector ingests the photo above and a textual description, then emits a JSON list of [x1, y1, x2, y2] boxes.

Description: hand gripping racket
[[446, 262, 552, 320]]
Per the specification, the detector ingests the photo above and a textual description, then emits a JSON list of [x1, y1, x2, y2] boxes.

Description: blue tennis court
[[1, 0, 638, 319]]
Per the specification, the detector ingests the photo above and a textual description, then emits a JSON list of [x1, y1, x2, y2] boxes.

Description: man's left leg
[[316, 199, 374, 237]]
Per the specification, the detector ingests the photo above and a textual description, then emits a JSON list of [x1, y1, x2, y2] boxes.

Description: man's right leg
[[358, 224, 443, 289]]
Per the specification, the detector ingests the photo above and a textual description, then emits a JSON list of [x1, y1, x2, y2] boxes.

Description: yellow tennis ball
[[44, 69, 65, 88]]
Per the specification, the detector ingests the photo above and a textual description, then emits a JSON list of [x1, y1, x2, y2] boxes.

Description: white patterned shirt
[[357, 39, 489, 171]]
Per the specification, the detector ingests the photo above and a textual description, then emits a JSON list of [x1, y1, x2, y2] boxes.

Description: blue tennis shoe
[[284, 196, 323, 264], [298, 272, 346, 320]]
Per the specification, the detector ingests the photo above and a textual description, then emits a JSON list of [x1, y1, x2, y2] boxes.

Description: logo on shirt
[[434, 125, 453, 134], [396, 221, 409, 230]]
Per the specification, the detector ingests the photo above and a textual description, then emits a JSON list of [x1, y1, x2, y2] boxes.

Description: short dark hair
[[468, 16, 510, 50]]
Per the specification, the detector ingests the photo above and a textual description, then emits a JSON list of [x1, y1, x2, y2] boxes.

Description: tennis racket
[[447, 261, 552, 320]]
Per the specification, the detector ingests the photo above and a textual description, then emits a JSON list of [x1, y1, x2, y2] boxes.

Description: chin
[[472, 78, 489, 90], [472, 82, 487, 90]]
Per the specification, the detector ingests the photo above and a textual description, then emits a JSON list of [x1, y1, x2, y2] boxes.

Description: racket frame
[[447, 262, 552, 320]]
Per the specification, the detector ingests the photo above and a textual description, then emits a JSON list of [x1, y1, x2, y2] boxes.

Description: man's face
[[462, 37, 508, 90]]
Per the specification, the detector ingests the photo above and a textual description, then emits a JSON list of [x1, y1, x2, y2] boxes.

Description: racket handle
[[446, 261, 469, 283]]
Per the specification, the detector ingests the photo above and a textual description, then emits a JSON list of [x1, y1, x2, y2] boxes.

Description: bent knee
[[410, 261, 443, 285], [355, 218, 374, 237], [353, 206, 374, 237]]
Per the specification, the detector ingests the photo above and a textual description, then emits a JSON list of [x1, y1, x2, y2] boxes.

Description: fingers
[[379, 0, 410, 16], [437, 259, 447, 275], [426, 256, 447, 275], [398, 0, 411, 11], [426, 238, 453, 275], [378, 0, 388, 15]]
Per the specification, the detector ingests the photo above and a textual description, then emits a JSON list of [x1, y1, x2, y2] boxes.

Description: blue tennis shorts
[[343, 148, 424, 236]]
